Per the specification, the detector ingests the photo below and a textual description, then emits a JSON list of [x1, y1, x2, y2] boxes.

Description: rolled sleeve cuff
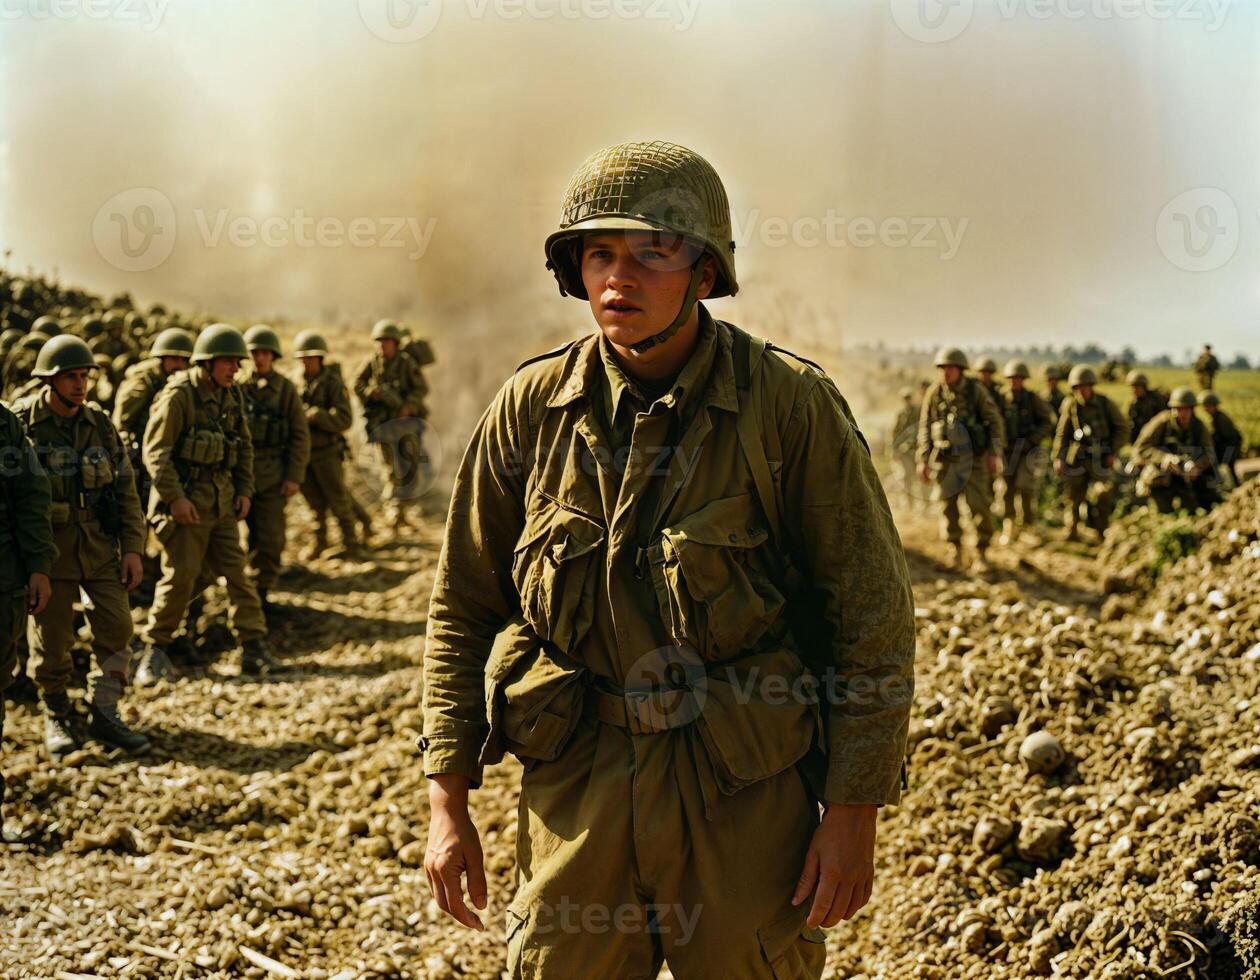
[[419, 734, 484, 789], [824, 757, 908, 807]]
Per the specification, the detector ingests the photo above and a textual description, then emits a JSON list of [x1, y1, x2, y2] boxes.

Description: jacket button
[[728, 532, 738, 543]]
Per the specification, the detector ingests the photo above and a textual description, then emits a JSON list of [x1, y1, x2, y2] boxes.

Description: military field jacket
[[0, 403, 56, 590], [299, 363, 355, 456], [240, 369, 311, 491]]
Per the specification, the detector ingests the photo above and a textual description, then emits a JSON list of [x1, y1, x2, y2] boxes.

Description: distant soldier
[[240, 326, 311, 615], [1133, 388, 1220, 513], [113, 328, 196, 501], [1043, 364, 1066, 417], [13, 337, 149, 758], [133, 324, 284, 685], [917, 347, 1006, 569], [998, 360, 1053, 544], [1200, 391, 1243, 488], [89, 311, 132, 362], [294, 331, 364, 559], [1194, 344, 1220, 392], [353, 319, 429, 526], [1126, 371, 1168, 441], [889, 387, 920, 510], [0, 401, 54, 843], [1052, 366, 1130, 540], [3, 331, 50, 398], [976, 357, 1004, 411]]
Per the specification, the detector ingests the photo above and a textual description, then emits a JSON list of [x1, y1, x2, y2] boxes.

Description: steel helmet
[[149, 328, 195, 359], [0, 328, 24, 353], [1068, 365, 1098, 388], [371, 319, 404, 342], [1125, 370, 1149, 387], [1168, 387, 1197, 408], [80, 315, 104, 338], [976, 357, 998, 374], [31, 315, 61, 337], [192, 323, 249, 362], [1003, 359, 1030, 379], [1200, 391, 1220, 407], [293, 330, 330, 357], [102, 310, 125, 330], [934, 346, 969, 370], [33, 335, 97, 377], [244, 324, 283, 356], [900, 387, 914, 400], [1044, 364, 1063, 381]]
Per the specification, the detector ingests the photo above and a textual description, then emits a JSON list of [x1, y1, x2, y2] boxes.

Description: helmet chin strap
[[626, 259, 705, 357], [48, 380, 79, 412]]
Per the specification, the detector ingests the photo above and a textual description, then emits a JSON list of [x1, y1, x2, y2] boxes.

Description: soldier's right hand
[[27, 572, 51, 615], [1053, 459, 1065, 476], [918, 464, 930, 483], [171, 497, 201, 525], [425, 774, 487, 931]]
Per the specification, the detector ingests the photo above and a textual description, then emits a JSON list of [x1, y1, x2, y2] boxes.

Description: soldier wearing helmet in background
[[353, 319, 428, 526], [240, 325, 310, 616], [1194, 344, 1220, 392], [12, 336, 148, 758], [976, 357, 1004, 412], [113, 328, 195, 503], [998, 360, 1053, 545], [422, 140, 914, 978], [1052, 365, 1130, 540], [294, 330, 364, 560], [1043, 364, 1065, 417], [1200, 391, 1243, 489], [1126, 370, 1167, 439], [133, 323, 284, 685], [917, 347, 1006, 569], [890, 387, 921, 510], [1133, 388, 1220, 513], [4, 330, 51, 399], [0, 398, 54, 843], [90, 311, 131, 362]]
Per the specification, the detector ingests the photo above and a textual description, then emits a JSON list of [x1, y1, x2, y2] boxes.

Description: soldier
[[133, 324, 284, 685], [1194, 344, 1220, 392], [1043, 364, 1065, 417], [1200, 391, 1243, 488], [1126, 370, 1168, 439], [976, 357, 1004, 412], [998, 360, 1053, 545], [353, 319, 428, 526], [1052, 366, 1130, 541], [0, 400, 55, 843], [13, 337, 148, 758], [422, 141, 915, 979], [1133, 388, 1220, 513], [89, 311, 131, 361], [889, 387, 920, 510], [916, 347, 1006, 569], [240, 326, 311, 615], [293, 331, 363, 559], [3, 331, 49, 398], [113, 328, 196, 501]]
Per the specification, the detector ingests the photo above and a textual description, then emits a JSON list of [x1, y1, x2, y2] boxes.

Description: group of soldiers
[[0, 273, 435, 839], [893, 347, 1245, 568]]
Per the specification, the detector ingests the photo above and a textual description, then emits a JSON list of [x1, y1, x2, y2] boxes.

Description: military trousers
[[375, 425, 427, 507], [1002, 453, 1041, 525], [246, 483, 288, 591], [29, 568, 134, 703], [931, 458, 995, 548], [0, 589, 28, 695], [145, 513, 267, 646], [507, 717, 826, 979], [1061, 457, 1116, 534], [1149, 475, 1220, 515], [301, 449, 359, 545]]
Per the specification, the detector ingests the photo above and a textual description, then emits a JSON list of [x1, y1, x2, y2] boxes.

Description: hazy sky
[[1, 0, 1256, 360]]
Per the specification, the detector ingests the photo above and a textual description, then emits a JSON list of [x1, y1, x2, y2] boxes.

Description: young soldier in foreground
[[421, 141, 915, 978], [0, 400, 54, 843], [14, 337, 149, 757]]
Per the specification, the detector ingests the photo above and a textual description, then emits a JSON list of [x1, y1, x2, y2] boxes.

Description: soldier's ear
[[695, 254, 718, 301]]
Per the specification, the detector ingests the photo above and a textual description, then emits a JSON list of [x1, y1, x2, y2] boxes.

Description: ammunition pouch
[[248, 407, 289, 450], [178, 428, 226, 467]]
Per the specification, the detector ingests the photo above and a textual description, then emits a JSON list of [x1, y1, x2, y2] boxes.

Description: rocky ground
[[2, 473, 1258, 978]]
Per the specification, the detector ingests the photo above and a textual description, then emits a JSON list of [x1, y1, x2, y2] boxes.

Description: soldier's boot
[[240, 638, 289, 677], [303, 531, 328, 561], [1063, 506, 1081, 542], [1, 703, 21, 844], [87, 702, 150, 755], [999, 519, 1016, 546], [41, 693, 80, 760], [132, 644, 174, 687], [945, 544, 964, 570], [258, 588, 278, 623]]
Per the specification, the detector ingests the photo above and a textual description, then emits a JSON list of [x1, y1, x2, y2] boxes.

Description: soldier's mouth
[[604, 297, 642, 316]]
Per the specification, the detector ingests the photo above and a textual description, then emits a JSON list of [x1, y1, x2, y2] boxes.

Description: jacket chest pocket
[[511, 495, 604, 655], [647, 493, 785, 660]]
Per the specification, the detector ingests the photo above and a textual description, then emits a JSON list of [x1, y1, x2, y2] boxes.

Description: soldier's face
[[1204, 404, 1218, 415], [1132, 385, 1146, 396], [1048, 379, 1060, 389], [1175, 407, 1193, 426], [580, 231, 715, 350], [251, 349, 276, 374], [301, 356, 322, 377], [1076, 384, 1094, 401], [1009, 376, 1025, 392], [940, 366, 962, 386], [378, 339, 399, 359], [51, 369, 89, 405], [980, 371, 994, 383], [161, 356, 189, 374], [210, 357, 241, 387]]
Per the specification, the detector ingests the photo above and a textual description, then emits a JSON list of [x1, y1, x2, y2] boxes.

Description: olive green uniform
[[423, 311, 915, 979], [13, 393, 145, 700], [240, 369, 310, 590], [1133, 412, 1220, 513], [1128, 390, 1168, 442], [890, 402, 919, 508], [88, 332, 133, 363], [113, 359, 174, 496], [1001, 388, 1053, 526], [1051, 392, 1130, 535], [299, 362, 359, 548], [141, 366, 266, 647], [915, 376, 1006, 549], [353, 350, 428, 512], [1194, 351, 1220, 392], [1207, 409, 1243, 487], [1046, 385, 1065, 418]]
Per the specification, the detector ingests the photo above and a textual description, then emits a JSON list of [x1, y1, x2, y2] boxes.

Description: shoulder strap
[[515, 339, 580, 373], [727, 324, 782, 551]]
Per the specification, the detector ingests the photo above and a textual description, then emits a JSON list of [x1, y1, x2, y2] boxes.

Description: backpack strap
[[727, 323, 782, 552]]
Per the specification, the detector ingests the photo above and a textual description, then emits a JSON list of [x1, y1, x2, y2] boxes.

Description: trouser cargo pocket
[[758, 904, 827, 980]]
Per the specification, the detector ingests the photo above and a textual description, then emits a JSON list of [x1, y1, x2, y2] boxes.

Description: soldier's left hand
[[281, 481, 300, 498], [986, 455, 999, 477], [235, 496, 252, 521], [120, 552, 144, 592], [793, 802, 877, 928], [26, 572, 51, 615]]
